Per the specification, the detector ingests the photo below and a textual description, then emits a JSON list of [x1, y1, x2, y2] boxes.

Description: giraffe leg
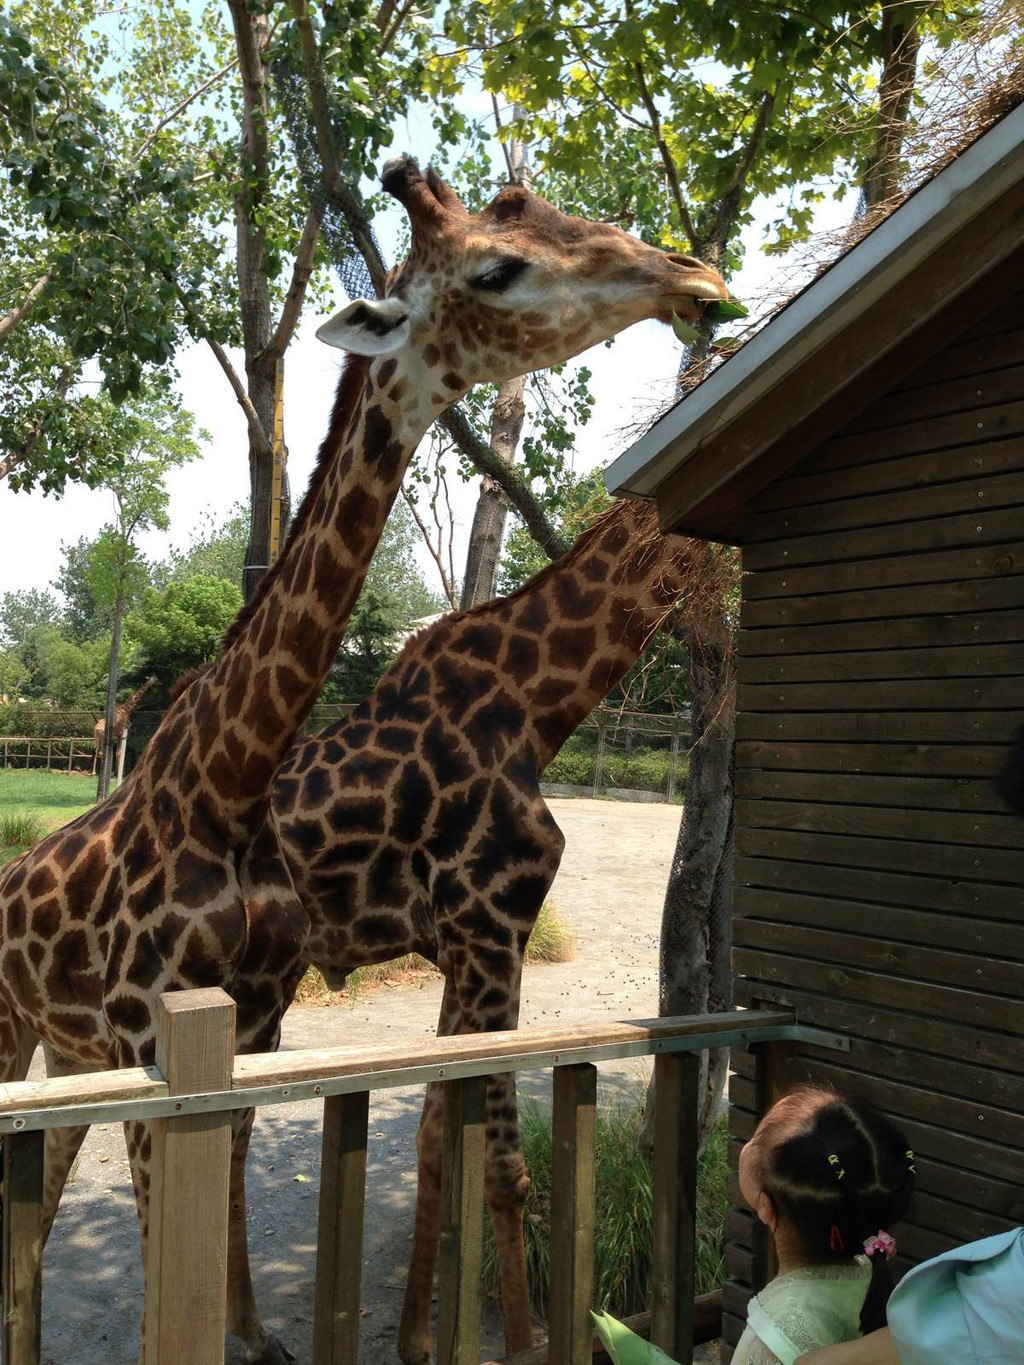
[[483, 1070, 533, 1355], [39, 1045, 96, 1246], [398, 943, 536, 1364], [226, 1108, 295, 1364], [399, 979, 460, 1365]]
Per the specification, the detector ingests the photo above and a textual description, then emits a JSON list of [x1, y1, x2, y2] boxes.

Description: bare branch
[[623, 1, 697, 247], [0, 362, 76, 483], [172, 279, 273, 462], [0, 274, 52, 347], [259, 206, 322, 367], [377, 0, 419, 56], [437, 406, 567, 559], [133, 57, 239, 161], [290, 0, 388, 293], [863, 1, 926, 207], [401, 485, 458, 608]]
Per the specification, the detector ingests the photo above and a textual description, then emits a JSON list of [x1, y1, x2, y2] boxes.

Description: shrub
[[482, 1097, 728, 1318], [543, 733, 596, 786], [524, 901, 576, 964], [0, 811, 45, 848]]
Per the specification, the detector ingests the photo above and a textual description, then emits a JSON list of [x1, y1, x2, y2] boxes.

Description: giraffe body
[[272, 499, 705, 1361], [0, 161, 724, 1361]]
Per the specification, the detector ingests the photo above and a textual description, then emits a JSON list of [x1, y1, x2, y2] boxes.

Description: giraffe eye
[[470, 259, 528, 291]]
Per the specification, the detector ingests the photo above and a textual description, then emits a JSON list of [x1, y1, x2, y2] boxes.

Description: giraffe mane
[[169, 353, 373, 702]]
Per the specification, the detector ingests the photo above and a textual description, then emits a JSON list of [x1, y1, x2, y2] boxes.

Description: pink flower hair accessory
[[863, 1231, 897, 1260]]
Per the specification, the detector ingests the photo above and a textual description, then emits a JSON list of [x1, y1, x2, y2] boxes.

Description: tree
[[85, 384, 204, 797], [0, 7, 223, 493], [158, 503, 251, 589], [0, 588, 61, 649], [128, 575, 244, 691]]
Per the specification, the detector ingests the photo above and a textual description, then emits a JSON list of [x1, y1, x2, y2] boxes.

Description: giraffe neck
[[172, 353, 444, 840], [501, 502, 697, 767], [122, 678, 154, 719]]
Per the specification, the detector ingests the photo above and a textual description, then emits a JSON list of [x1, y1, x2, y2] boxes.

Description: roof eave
[[605, 103, 1024, 508]]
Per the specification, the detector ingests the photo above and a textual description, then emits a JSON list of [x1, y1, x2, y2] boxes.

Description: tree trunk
[[227, 0, 278, 603], [459, 375, 527, 608], [642, 545, 735, 1154], [97, 590, 124, 803], [459, 111, 532, 609], [863, 2, 925, 209]]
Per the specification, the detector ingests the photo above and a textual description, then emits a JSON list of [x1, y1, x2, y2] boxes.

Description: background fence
[[0, 706, 692, 798]]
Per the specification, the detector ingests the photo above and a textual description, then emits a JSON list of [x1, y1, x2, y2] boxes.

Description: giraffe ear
[[316, 297, 410, 355]]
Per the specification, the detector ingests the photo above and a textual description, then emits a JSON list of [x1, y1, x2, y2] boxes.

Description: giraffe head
[[317, 158, 727, 391]]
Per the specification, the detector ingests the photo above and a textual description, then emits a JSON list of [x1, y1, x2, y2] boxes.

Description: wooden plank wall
[[722, 295, 1024, 1357]]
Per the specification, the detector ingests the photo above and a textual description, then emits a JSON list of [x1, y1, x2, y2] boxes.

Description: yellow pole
[[269, 357, 285, 563]]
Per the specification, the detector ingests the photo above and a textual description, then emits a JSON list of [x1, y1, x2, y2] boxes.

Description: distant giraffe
[[91, 676, 158, 777], [271, 498, 713, 1364], [0, 160, 726, 1364]]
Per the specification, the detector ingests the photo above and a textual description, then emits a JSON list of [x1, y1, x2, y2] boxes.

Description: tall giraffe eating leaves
[[0, 160, 725, 1362], [271, 498, 718, 1364]]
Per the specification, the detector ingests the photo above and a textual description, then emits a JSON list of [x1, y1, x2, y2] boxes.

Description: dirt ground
[[32, 798, 708, 1364]]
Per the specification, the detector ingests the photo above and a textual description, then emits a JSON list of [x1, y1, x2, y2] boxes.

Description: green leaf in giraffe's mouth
[[704, 298, 748, 322]]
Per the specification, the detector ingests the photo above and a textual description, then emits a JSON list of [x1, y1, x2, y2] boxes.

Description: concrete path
[[33, 799, 691, 1364]]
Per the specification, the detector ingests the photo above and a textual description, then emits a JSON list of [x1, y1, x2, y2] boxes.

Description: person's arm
[[796, 1328, 900, 1365]]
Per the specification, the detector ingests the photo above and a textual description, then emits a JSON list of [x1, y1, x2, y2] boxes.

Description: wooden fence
[[0, 1002, 847, 1365], [0, 737, 94, 772]]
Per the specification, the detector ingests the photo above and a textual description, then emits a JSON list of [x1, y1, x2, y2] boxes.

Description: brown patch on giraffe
[[32, 899, 62, 940], [173, 850, 229, 909], [552, 575, 605, 620], [527, 677, 579, 709], [26, 864, 57, 899], [126, 934, 164, 991], [503, 635, 540, 684], [548, 624, 597, 667], [7, 893, 27, 938], [106, 993, 152, 1036], [47, 929, 100, 1006]]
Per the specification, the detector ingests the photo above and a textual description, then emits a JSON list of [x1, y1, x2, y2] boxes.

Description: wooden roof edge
[[604, 102, 1024, 526]]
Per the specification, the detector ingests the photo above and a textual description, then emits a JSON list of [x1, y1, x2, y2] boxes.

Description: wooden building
[[606, 103, 1024, 1357]]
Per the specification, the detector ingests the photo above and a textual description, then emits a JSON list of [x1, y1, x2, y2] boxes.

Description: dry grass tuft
[[292, 902, 576, 1006]]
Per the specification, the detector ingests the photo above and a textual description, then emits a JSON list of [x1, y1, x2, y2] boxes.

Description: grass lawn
[[0, 769, 99, 867]]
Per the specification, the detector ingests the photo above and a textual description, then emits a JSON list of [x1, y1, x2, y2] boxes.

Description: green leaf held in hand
[[591, 1311, 683, 1365]]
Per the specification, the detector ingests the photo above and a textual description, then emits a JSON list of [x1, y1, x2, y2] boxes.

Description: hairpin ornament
[[827, 1153, 846, 1180], [905, 1149, 916, 1174], [863, 1231, 897, 1260], [829, 1223, 846, 1253]]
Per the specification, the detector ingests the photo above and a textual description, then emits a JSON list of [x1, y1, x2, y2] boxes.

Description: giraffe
[[0, 160, 727, 1362], [92, 675, 159, 776], [269, 497, 711, 1364]]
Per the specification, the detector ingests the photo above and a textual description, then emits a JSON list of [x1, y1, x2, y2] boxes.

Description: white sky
[[0, 110, 854, 604]]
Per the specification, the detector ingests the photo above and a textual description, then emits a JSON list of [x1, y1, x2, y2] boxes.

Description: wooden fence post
[[650, 1051, 699, 1360], [751, 1037, 796, 1289], [436, 1077, 486, 1365], [146, 988, 235, 1365], [313, 1091, 370, 1365], [2, 1128, 45, 1365], [591, 728, 607, 798], [666, 732, 682, 800], [549, 1063, 597, 1365]]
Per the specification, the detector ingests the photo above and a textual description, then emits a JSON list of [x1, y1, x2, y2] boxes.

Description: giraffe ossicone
[[0, 156, 725, 1364]]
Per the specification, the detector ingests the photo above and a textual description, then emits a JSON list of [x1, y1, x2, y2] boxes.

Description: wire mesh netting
[[270, 53, 384, 302]]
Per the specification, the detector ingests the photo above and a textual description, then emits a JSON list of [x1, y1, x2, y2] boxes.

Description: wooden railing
[[0, 737, 94, 772], [0, 999, 848, 1365]]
